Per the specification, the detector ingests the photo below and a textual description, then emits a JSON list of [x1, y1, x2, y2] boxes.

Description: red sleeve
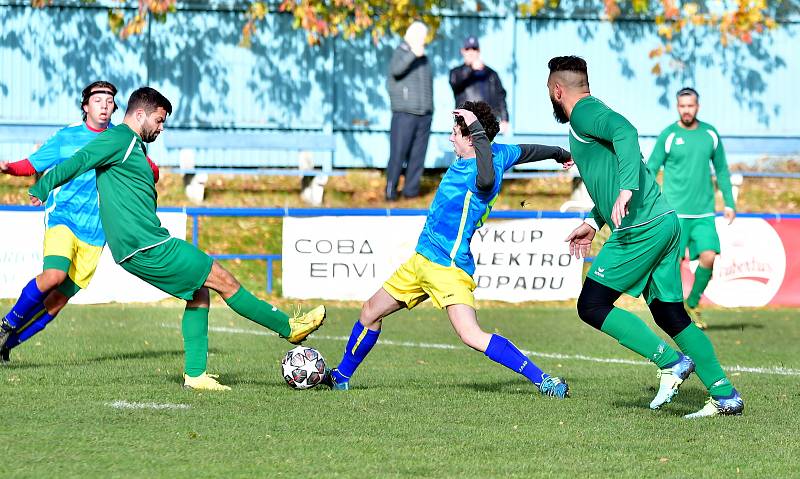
[[4, 159, 37, 176], [146, 156, 160, 183]]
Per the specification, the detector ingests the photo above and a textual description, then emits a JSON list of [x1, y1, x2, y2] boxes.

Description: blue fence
[[1, 2, 798, 170]]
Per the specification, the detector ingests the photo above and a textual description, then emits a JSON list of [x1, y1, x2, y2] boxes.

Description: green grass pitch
[[1, 301, 798, 478]]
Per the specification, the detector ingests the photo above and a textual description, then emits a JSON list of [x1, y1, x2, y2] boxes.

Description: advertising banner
[[682, 217, 800, 307], [282, 216, 585, 302], [0, 210, 188, 304]]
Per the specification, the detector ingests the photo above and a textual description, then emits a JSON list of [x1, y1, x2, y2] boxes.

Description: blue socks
[[332, 320, 380, 384], [484, 334, 549, 386], [4, 308, 56, 351], [4, 279, 47, 328]]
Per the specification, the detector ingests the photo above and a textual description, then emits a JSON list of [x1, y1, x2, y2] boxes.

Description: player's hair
[[81, 81, 118, 122], [454, 101, 500, 142], [677, 87, 699, 100], [547, 56, 589, 89], [125, 87, 173, 117]]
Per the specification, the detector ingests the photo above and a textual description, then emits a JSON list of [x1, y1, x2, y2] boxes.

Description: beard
[[551, 97, 569, 124], [141, 125, 160, 143], [680, 115, 696, 127]]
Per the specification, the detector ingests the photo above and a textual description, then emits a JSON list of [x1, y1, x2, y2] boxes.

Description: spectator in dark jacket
[[449, 36, 510, 134], [385, 21, 433, 201]]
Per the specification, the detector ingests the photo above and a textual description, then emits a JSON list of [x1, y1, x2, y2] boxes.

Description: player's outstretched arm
[[29, 133, 119, 202], [0, 159, 37, 177], [513, 144, 571, 167]]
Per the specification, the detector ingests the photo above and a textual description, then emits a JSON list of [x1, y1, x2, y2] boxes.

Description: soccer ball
[[281, 346, 326, 390]]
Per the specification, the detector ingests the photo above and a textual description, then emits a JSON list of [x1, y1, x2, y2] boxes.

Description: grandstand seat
[[161, 129, 341, 177]]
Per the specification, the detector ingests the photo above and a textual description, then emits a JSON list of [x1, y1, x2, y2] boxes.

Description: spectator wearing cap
[[449, 36, 510, 134], [385, 21, 433, 201]]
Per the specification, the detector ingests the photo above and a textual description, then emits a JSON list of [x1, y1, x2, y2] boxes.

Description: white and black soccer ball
[[281, 346, 326, 390]]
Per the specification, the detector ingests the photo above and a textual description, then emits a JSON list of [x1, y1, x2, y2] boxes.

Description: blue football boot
[[539, 376, 569, 399], [321, 368, 350, 391], [684, 388, 744, 419]]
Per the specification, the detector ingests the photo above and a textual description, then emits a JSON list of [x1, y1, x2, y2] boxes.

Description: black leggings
[[577, 278, 691, 338]]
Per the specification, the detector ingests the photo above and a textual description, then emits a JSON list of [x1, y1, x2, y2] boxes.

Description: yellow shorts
[[383, 253, 476, 309], [42, 225, 103, 289]]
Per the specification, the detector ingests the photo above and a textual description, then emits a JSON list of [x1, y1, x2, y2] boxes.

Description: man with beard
[[548, 56, 742, 418], [22, 87, 326, 391], [647, 88, 735, 329]]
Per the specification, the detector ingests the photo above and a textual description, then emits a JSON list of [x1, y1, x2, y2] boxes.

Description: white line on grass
[[106, 400, 191, 410], [160, 323, 800, 377]]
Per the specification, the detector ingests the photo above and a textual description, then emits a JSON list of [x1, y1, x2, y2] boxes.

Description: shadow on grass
[[456, 380, 538, 395], [611, 385, 709, 417], [703, 323, 764, 332], [1, 348, 223, 369]]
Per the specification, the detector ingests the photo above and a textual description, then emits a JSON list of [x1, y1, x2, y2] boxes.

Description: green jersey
[[647, 120, 734, 217], [568, 96, 673, 231], [30, 124, 169, 263]]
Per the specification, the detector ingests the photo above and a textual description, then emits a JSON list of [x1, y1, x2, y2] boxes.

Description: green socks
[[600, 307, 680, 369], [182, 307, 209, 378], [687, 266, 712, 309], [674, 323, 733, 396], [224, 286, 291, 338]]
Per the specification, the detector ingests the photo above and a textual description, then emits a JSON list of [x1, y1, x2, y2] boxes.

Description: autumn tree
[[31, 0, 792, 75]]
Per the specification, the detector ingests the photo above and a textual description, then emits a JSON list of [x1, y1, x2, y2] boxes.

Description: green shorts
[[678, 216, 720, 260], [588, 212, 683, 304], [120, 238, 214, 301]]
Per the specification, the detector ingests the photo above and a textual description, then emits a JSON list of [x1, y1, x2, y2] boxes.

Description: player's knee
[[649, 299, 691, 337], [209, 261, 240, 295], [577, 288, 612, 330], [188, 287, 210, 308], [359, 301, 382, 327], [699, 251, 716, 269], [38, 269, 67, 290], [457, 328, 486, 351]]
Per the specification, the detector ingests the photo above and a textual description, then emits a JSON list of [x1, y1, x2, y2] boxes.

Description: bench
[[159, 129, 341, 204]]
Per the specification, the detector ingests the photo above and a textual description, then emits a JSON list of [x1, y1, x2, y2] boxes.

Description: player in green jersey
[[647, 87, 735, 328], [28, 87, 326, 391], [547, 56, 742, 418]]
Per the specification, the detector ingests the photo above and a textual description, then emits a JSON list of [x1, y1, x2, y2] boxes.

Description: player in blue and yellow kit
[[323, 101, 572, 398], [0, 81, 158, 363]]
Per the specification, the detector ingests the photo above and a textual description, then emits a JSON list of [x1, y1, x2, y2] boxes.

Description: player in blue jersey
[[0, 81, 159, 363], [323, 101, 573, 398]]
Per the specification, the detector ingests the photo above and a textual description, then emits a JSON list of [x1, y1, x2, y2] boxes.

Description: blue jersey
[[29, 122, 108, 247], [416, 143, 522, 276]]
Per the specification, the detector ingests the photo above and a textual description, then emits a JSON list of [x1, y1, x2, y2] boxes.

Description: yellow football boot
[[183, 372, 231, 391], [287, 305, 326, 344]]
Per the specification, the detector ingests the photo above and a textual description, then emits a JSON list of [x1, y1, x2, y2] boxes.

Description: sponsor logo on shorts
[[594, 267, 605, 278], [443, 293, 454, 299]]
